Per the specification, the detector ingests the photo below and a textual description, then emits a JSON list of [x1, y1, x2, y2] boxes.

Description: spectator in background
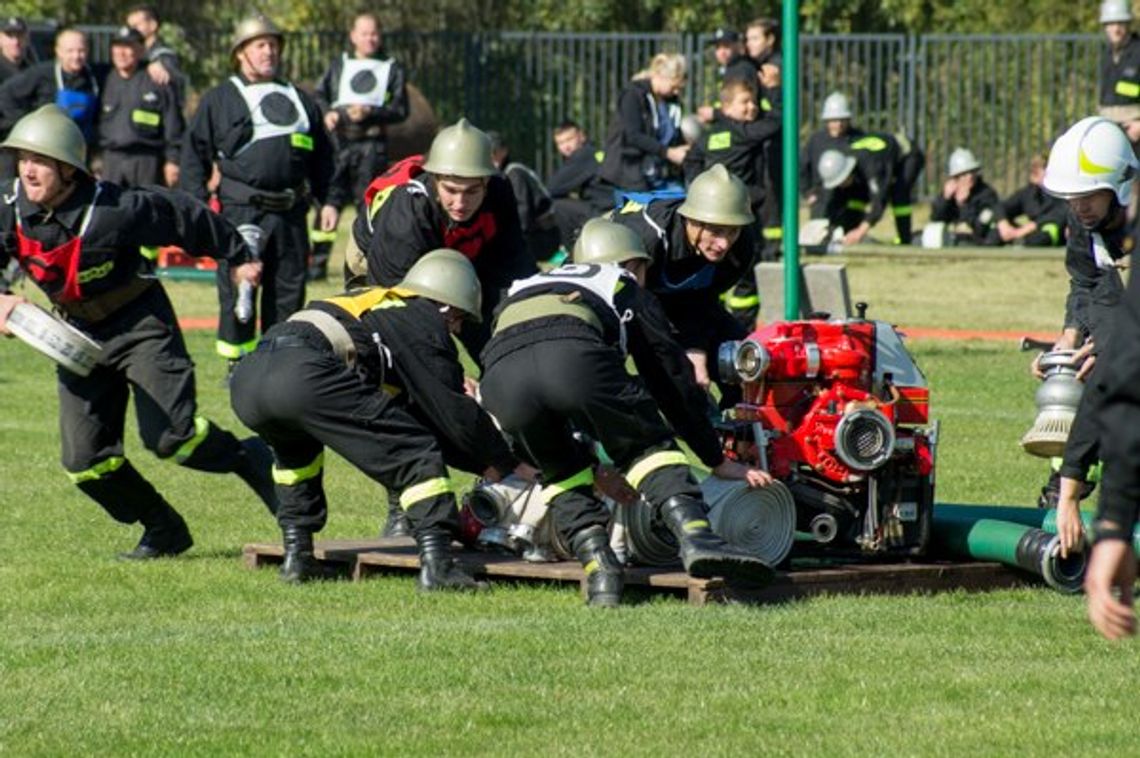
[[125, 4, 186, 111], [0, 17, 31, 86], [314, 11, 408, 280], [1098, 0, 1140, 145], [96, 27, 182, 188], [696, 28, 758, 124], [929, 147, 1002, 246], [547, 119, 610, 246], [744, 18, 781, 113], [0, 28, 105, 149], [488, 130, 561, 264], [994, 155, 1068, 247], [744, 17, 784, 255], [599, 52, 689, 195]]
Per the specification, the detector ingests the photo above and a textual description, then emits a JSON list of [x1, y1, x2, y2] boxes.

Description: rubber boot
[[380, 506, 413, 538], [119, 503, 193, 560], [416, 530, 487, 592], [570, 525, 624, 608], [1037, 471, 1096, 509], [279, 525, 328, 583], [659, 495, 773, 586], [234, 436, 279, 515]]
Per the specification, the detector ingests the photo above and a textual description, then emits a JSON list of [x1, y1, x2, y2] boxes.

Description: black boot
[[416, 530, 486, 592], [279, 525, 328, 583], [119, 503, 193, 560], [1037, 471, 1096, 509], [659, 495, 773, 586], [380, 506, 413, 538], [234, 436, 279, 515], [570, 525, 624, 608]]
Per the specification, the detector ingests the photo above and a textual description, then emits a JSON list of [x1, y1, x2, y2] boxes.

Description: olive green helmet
[[231, 15, 283, 56], [677, 164, 754, 226], [398, 248, 483, 322], [572, 218, 651, 266], [422, 118, 497, 178], [0, 104, 88, 174]]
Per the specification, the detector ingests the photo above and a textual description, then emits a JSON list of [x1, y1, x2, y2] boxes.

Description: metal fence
[[74, 26, 1104, 198]]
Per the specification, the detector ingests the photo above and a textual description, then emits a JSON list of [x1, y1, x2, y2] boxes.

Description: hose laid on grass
[[935, 503, 1140, 553], [931, 514, 1087, 593]]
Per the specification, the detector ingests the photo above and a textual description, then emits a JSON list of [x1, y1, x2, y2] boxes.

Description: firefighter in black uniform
[[96, 27, 182, 188], [231, 250, 532, 588], [813, 148, 888, 247], [994, 155, 1068, 247], [929, 148, 1002, 246], [1098, 0, 1140, 145], [696, 28, 758, 125], [800, 93, 863, 221], [125, 4, 187, 112], [0, 105, 277, 559], [0, 28, 105, 149], [547, 120, 610, 247], [0, 17, 31, 86], [611, 164, 756, 408], [489, 130, 561, 264], [1033, 118, 1137, 544], [314, 11, 408, 281], [479, 218, 774, 607], [180, 15, 338, 369], [350, 118, 536, 360]]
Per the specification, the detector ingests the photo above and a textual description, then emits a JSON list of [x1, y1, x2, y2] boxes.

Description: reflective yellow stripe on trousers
[[626, 450, 689, 489], [273, 451, 325, 485], [174, 416, 210, 463], [540, 467, 595, 505], [67, 456, 126, 484], [399, 477, 454, 510]]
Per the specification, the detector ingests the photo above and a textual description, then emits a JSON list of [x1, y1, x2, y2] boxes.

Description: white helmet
[[1043, 116, 1138, 205], [820, 92, 852, 121], [1100, 0, 1133, 24], [818, 149, 858, 189], [946, 147, 981, 177]]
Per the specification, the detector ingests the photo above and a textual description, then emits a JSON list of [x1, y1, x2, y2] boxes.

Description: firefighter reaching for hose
[[0, 105, 277, 559], [229, 249, 536, 589], [478, 218, 774, 607]]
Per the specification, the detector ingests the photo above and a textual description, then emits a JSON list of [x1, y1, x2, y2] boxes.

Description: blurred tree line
[[1, 0, 1112, 34]]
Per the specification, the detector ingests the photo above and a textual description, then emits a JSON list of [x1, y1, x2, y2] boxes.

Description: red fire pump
[[716, 305, 938, 556]]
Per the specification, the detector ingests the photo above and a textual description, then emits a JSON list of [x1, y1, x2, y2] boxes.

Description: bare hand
[[163, 161, 180, 188], [1031, 330, 1078, 378], [512, 462, 541, 483], [696, 105, 714, 123], [319, 204, 340, 233], [759, 64, 781, 89], [0, 292, 28, 337], [996, 219, 1018, 243], [231, 261, 262, 287], [665, 144, 690, 166], [324, 111, 340, 132], [953, 175, 973, 205], [942, 178, 958, 200], [1126, 120, 1140, 144], [842, 222, 870, 246], [1055, 477, 1086, 559], [1086, 538, 1137, 640], [1071, 340, 1097, 381], [346, 104, 370, 123], [712, 459, 774, 487], [686, 349, 710, 388], [463, 376, 479, 398], [146, 60, 171, 86]]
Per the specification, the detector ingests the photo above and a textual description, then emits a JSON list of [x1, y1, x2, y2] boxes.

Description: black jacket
[[0, 60, 107, 141], [998, 183, 1068, 242], [314, 52, 409, 142], [483, 266, 725, 468], [502, 160, 554, 234], [683, 110, 781, 204], [599, 78, 683, 191], [930, 179, 1002, 244], [0, 177, 249, 306], [613, 198, 754, 350], [1100, 34, 1140, 107], [799, 126, 867, 199], [547, 141, 611, 212], [179, 74, 334, 207], [1061, 210, 1129, 350], [97, 67, 182, 162], [310, 293, 517, 475]]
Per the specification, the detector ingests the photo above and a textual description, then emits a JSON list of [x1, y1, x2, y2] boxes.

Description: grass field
[[2, 243, 1138, 756]]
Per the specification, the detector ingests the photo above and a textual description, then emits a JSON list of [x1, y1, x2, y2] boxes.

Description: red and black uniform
[[612, 197, 754, 406], [352, 171, 536, 360], [230, 288, 517, 539], [480, 263, 725, 543], [96, 65, 182, 187], [0, 176, 276, 540], [179, 73, 335, 361]]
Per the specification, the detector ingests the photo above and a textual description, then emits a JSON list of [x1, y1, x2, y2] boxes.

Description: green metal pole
[[782, 0, 800, 320]]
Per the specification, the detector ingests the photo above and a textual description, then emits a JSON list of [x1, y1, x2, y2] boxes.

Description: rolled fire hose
[[701, 476, 796, 566], [935, 503, 1140, 554], [931, 514, 1087, 593]]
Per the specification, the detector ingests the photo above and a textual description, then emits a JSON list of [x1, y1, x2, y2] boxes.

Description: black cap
[[708, 28, 740, 45], [1, 17, 27, 34], [110, 26, 145, 46]]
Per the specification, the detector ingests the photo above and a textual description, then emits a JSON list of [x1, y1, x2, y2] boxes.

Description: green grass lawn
[[2, 248, 1137, 755]]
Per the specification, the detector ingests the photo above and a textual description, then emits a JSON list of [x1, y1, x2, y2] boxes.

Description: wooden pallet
[[242, 539, 1028, 606]]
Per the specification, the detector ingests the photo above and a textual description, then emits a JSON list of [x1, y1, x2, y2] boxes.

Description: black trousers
[[215, 203, 310, 359], [890, 149, 925, 244], [229, 325, 458, 536], [480, 336, 701, 542], [60, 285, 255, 524], [552, 197, 596, 250], [331, 138, 389, 208], [100, 149, 163, 188]]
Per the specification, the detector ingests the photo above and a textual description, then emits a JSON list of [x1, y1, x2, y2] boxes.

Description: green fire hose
[[935, 503, 1140, 553], [931, 514, 1087, 593]]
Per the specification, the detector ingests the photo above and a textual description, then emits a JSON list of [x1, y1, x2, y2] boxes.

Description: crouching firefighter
[[0, 105, 278, 559], [478, 218, 775, 607], [230, 249, 533, 588]]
